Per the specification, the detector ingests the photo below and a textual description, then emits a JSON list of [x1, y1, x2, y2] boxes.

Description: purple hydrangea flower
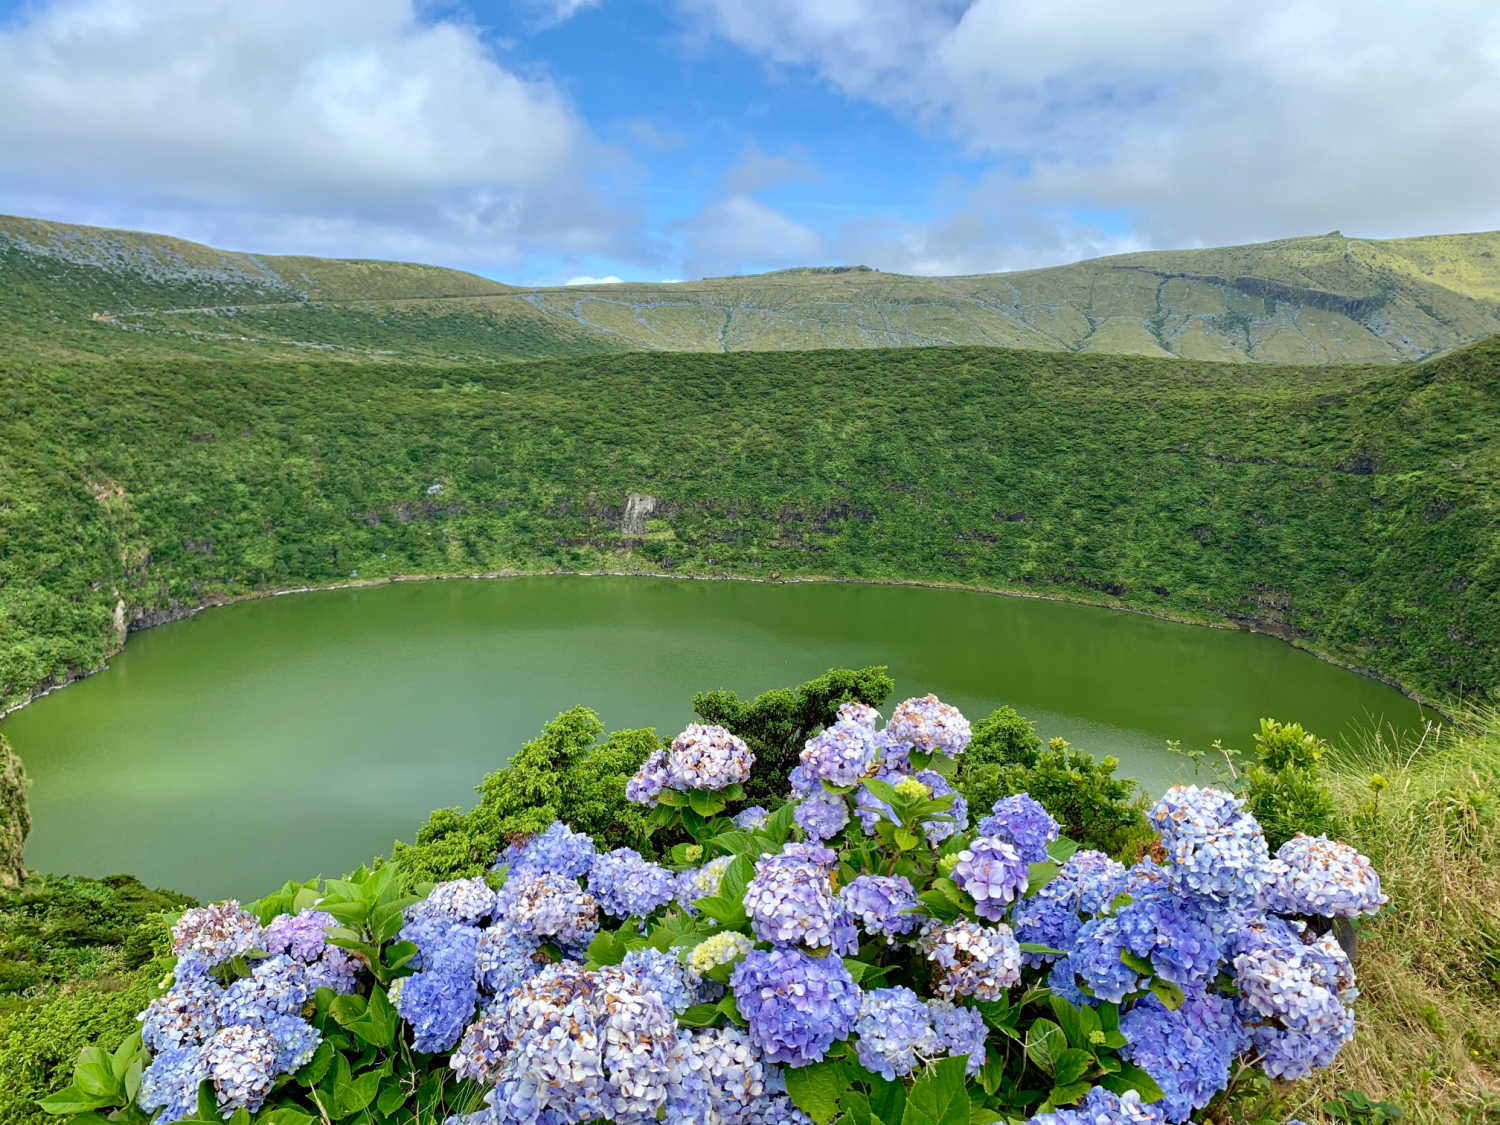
[[627, 749, 671, 806], [793, 787, 850, 840], [202, 1024, 279, 1114], [840, 874, 920, 941], [493, 871, 601, 949], [743, 850, 853, 952], [391, 969, 478, 1053], [920, 919, 1022, 1001], [140, 973, 224, 1052], [1069, 917, 1144, 1004], [262, 909, 337, 962], [951, 836, 1030, 920], [1026, 1086, 1167, 1124], [1120, 990, 1245, 1122], [837, 701, 882, 729], [733, 806, 771, 830], [1243, 1006, 1356, 1080], [171, 901, 262, 969], [800, 719, 879, 786], [588, 848, 677, 918], [1150, 786, 1270, 909], [499, 821, 597, 880], [730, 947, 860, 1066], [666, 1026, 770, 1125], [929, 1000, 988, 1075], [665, 724, 755, 791], [138, 1045, 208, 1125], [854, 987, 939, 1079], [259, 1012, 321, 1074], [475, 922, 545, 1000], [977, 794, 1060, 865], [1260, 835, 1387, 918], [886, 694, 972, 756], [621, 947, 697, 1014]]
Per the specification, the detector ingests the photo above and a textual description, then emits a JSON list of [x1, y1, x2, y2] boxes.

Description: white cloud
[[725, 141, 820, 195], [674, 194, 825, 277], [677, 0, 1500, 249], [535, 0, 604, 27], [0, 0, 640, 271], [564, 274, 624, 285]]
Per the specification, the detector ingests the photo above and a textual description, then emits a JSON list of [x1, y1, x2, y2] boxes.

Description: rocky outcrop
[[621, 492, 658, 536], [0, 734, 30, 890]]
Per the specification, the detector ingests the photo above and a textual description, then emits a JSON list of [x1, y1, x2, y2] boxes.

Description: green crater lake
[[3, 577, 1425, 900]]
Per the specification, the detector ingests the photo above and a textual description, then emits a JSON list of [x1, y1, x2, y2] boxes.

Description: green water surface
[[3, 577, 1425, 899]]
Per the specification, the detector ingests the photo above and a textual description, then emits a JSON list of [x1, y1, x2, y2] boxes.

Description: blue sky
[[1, 0, 1497, 285]]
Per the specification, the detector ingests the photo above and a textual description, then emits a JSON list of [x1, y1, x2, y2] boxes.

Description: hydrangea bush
[[45, 694, 1385, 1125]]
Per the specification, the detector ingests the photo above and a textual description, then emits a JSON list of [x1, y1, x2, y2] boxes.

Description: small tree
[[0, 734, 30, 890]]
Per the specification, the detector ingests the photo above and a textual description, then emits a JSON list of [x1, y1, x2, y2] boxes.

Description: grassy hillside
[[1, 338, 1495, 714], [5, 214, 1500, 365]]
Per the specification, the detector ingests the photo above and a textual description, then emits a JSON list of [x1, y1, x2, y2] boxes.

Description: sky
[[0, 0, 1497, 286]]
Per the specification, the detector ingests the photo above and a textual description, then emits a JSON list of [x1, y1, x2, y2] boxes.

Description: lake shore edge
[[0, 565, 1450, 726]]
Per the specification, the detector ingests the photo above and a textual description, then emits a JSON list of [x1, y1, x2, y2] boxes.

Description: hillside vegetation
[[2, 338, 1495, 715], [5, 214, 1500, 365]]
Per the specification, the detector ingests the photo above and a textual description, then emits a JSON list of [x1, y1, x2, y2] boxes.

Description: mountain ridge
[[3, 212, 1499, 365]]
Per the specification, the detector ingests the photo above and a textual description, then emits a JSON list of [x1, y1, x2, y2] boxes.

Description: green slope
[[2, 338, 1495, 713], [4, 214, 1499, 364]]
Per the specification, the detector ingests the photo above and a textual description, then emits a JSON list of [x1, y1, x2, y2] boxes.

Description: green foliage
[[1, 733, 29, 889], [391, 708, 657, 881], [1241, 719, 1342, 850], [1322, 1089, 1407, 1123], [956, 715, 1151, 858], [691, 666, 894, 801]]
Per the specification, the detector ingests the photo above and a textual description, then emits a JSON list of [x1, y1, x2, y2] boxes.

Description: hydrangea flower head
[[1261, 835, 1387, 918], [215, 955, 312, 1027], [951, 836, 1029, 920], [499, 821, 597, 880], [202, 1024, 280, 1114], [1113, 887, 1224, 990], [390, 969, 478, 1053], [688, 931, 754, 976], [1026, 1086, 1167, 1124], [730, 947, 860, 1066], [666, 724, 755, 791], [475, 922, 546, 1000], [733, 806, 771, 830], [588, 848, 677, 919], [977, 794, 1060, 865], [854, 987, 939, 1079], [627, 749, 671, 806], [171, 901, 262, 968], [799, 719, 878, 786], [492, 871, 600, 949], [262, 909, 337, 962], [794, 786, 850, 840], [621, 947, 697, 1014], [138, 1045, 209, 1125], [1069, 917, 1144, 1004], [886, 694, 972, 756], [1119, 990, 1245, 1121], [141, 973, 224, 1052], [743, 850, 852, 951], [928, 1000, 988, 1075], [838, 701, 882, 728], [1150, 785, 1271, 908], [840, 874, 920, 941], [424, 877, 498, 925], [920, 919, 1022, 1001], [667, 1026, 770, 1125], [1056, 850, 1130, 916], [677, 854, 734, 911], [1013, 889, 1082, 967]]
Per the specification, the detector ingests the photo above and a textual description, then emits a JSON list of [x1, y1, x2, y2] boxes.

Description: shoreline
[[0, 566, 1449, 724]]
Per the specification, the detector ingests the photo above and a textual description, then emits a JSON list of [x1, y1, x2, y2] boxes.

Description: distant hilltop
[[3, 212, 1499, 365]]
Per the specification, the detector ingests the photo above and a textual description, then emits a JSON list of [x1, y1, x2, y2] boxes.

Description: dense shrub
[[1241, 719, 1343, 850], [955, 709, 1150, 857], [391, 708, 658, 881], [46, 694, 1387, 1125]]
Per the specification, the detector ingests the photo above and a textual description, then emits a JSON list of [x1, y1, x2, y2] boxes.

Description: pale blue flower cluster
[[951, 835, 1030, 920], [839, 874, 919, 941], [799, 718, 879, 785], [492, 871, 600, 949], [733, 805, 771, 830], [1232, 921, 1359, 1080], [499, 821, 597, 880], [627, 724, 754, 806], [1260, 834, 1387, 918], [1149, 785, 1271, 908], [920, 918, 1022, 1001], [1026, 1087, 1167, 1124], [853, 987, 939, 1079], [885, 693, 972, 755], [588, 848, 676, 919], [1119, 991, 1246, 1121], [170, 901, 262, 970], [792, 786, 850, 839], [730, 947, 860, 1066], [675, 853, 733, 911], [742, 847, 854, 952], [976, 794, 1060, 865]]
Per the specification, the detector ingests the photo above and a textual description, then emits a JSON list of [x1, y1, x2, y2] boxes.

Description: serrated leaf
[[784, 1060, 848, 1125], [1049, 1080, 1093, 1107], [1024, 1019, 1067, 1074], [1118, 949, 1154, 976], [1052, 1048, 1092, 1087], [1148, 978, 1185, 1011], [677, 1003, 721, 1027], [1101, 1063, 1166, 1103], [901, 1056, 970, 1125], [35, 1088, 116, 1115]]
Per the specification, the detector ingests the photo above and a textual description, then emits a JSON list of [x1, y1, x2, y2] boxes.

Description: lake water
[[2, 577, 1425, 900]]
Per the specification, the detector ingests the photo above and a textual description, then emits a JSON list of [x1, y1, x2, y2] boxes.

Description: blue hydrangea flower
[[475, 922, 545, 1000], [743, 850, 853, 952], [977, 794, 1060, 865], [1150, 786, 1270, 909], [215, 955, 312, 1028], [450, 1010, 510, 1086], [1069, 917, 1145, 1004], [259, 1012, 321, 1074], [1056, 849, 1130, 916], [1013, 889, 1082, 967], [1113, 888, 1224, 990], [627, 749, 671, 806], [793, 786, 850, 840], [391, 969, 479, 1053], [666, 1026, 768, 1125], [665, 724, 755, 791], [837, 701, 882, 729], [929, 1000, 988, 1075], [1260, 835, 1387, 918], [885, 694, 972, 756], [262, 909, 337, 961], [170, 901, 262, 969], [138, 1045, 208, 1125], [1120, 990, 1245, 1122], [1234, 926, 1357, 1037], [840, 874, 920, 941], [1243, 1006, 1356, 1080], [854, 987, 939, 1079], [492, 871, 600, 949], [1047, 956, 1091, 1007], [621, 948, 698, 1014], [588, 848, 677, 919], [425, 877, 498, 924], [202, 1023, 280, 1114], [731, 946, 860, 1066], [800, 719, 879, 786], [499, 821, 597, 880], [140, 973, 224, 1052], [951, 836, 1029, 920], [676, 854, 733, 912], [1026, 1086, 1167, 1124], [400, 909, 481, 977], [920, 919, 1022, 1001], [733, 806, 771, 830]]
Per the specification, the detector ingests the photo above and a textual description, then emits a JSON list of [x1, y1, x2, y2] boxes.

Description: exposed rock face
[[113, 598, 128, 646], [621, 491, 658, 536], [0, 735, 30, 890]]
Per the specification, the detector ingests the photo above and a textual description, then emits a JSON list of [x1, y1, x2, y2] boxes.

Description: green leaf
[[901, 1056, 970, 1125], [1024, 1020, 1067, 1074], [1020, 942, 1068, 958], [334, 1068, 385, 1119], [1049, 1080, 1093, 1107], [893, 827, 921, 850], [677, 1003, 721, 1027], [298, 1039, 335, 1087], [1118, 949, 1154, 977], [862, 778, 902, 808], [784, 1060, 849, 1125], [869, 1073, 907, 1125], [688, 789, 727, 817], [36, 1088, 116, 1116], [377, 1081, 409, 1116], [1052, 1048, 1092, 1087], [1101, 1063, 1166, 1103], [1148, 978, 1185, 1011], [586, 928, 628, 968]]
